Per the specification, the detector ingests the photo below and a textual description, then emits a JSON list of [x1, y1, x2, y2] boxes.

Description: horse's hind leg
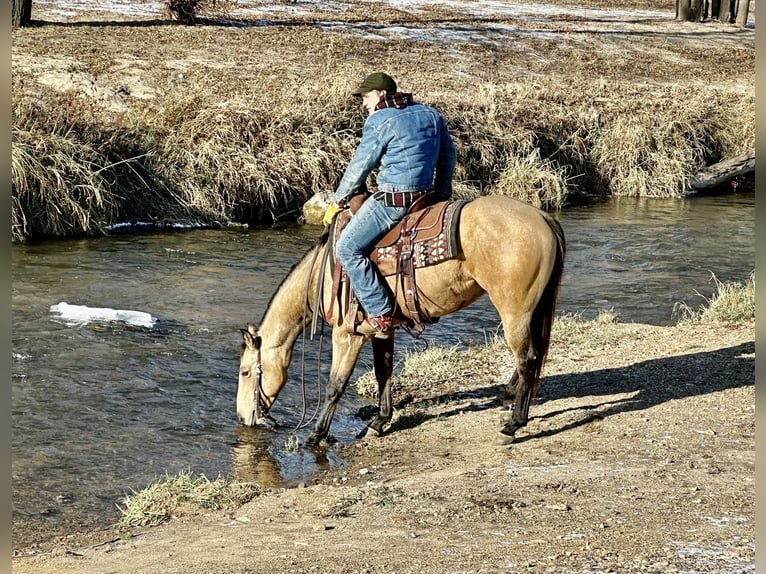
[[497, 322, 540, 444], [359, 332, 395, 437], [503, 368, 519, 407], [499, 347, 538, 443]]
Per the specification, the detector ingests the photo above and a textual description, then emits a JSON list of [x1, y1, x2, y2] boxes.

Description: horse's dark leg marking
[[500, 345, 538, 439], [503, 368, 519, 407], [307, 328, 365, 447], [365, 333, 395, 436], [307, 373, 351, 446]]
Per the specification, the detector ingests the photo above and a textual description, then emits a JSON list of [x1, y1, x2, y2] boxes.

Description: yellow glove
[[322, 203, 342, 226]]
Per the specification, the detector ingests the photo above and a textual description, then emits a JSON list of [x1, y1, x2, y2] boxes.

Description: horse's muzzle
[[239, 409, 279, 429], [239, 409, 260, 427]]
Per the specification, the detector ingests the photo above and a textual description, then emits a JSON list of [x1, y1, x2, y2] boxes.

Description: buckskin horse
[[238, 194, 565, 446]]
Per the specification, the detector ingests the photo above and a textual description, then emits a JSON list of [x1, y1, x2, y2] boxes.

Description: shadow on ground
[[386, 341, 754, 439]]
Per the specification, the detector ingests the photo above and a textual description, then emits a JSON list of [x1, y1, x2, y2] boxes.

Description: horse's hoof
[[494, 433, 515, 447], [366, 420, 386, 436], [501, 420, 521, 435], [320, 435, 337, 447]]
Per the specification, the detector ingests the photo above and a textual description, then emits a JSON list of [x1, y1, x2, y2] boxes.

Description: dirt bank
[[12, 320, 754, 574]]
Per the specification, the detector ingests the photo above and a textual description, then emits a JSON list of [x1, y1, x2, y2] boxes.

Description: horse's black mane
[[317, 228, 330, 247], [257, 229, 329, 326]]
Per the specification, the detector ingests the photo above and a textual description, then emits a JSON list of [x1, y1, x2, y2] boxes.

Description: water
[[557, 194, 754, 323], [11, 193, 754, 548]]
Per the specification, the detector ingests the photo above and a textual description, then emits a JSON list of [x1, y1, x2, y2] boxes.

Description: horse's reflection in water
[[230, 427, 283, 488], [230, 427, 332, 488]]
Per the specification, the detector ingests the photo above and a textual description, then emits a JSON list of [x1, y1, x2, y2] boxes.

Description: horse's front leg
[[306, 327, 365, 447], [360, 331, 395, 437]]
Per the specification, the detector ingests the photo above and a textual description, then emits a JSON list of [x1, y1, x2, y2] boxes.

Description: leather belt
[[372, 188, 431, 208]]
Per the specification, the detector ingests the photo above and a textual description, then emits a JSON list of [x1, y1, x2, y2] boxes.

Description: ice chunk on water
[[50, 302, 157, 328]]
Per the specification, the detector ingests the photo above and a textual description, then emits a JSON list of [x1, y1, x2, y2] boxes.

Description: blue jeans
[[336, 196, 409, 318]]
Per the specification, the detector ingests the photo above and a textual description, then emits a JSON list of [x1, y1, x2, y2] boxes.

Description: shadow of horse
[[381, 341, 754, 441]]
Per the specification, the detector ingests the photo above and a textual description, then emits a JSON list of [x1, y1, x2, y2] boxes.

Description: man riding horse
[[323, 72, 457, 334]]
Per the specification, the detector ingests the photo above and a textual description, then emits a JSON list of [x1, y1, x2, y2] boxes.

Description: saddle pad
[[371, 200, 467, 277]]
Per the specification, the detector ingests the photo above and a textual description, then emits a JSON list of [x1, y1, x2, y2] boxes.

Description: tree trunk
[[676, 0, 708, 21], [688, 152, 755, 192], [12, 0, 32, 27], [719, 0, 735, 21], [689, 0, 702, 21], [735, 0, 750, 26]]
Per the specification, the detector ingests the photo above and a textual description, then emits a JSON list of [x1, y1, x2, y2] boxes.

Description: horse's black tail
[[530, 214, 566, 397]]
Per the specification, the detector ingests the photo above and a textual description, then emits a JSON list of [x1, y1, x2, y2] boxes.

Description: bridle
[[240, 236, 329, 434], [249, 347, 279, 428]]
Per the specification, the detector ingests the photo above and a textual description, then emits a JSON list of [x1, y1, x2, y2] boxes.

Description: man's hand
[[323, 203, 342, 226]]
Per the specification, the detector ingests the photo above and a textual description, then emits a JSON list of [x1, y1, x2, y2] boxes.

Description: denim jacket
[[334, 103, 456, 205]]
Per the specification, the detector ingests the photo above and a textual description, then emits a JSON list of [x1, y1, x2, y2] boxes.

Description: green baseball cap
[[351, 72, 397, 96]]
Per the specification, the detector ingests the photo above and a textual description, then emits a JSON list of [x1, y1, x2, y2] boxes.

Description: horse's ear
[[240, 326, 261, 351]]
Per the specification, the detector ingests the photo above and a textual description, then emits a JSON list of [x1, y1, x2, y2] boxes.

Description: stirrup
[[365, 313, 394, 333]]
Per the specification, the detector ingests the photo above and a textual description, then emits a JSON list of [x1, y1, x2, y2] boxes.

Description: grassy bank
[[354, 271, 754, 402], [11, 5, 755, 241], [117, 470, 262, 528]]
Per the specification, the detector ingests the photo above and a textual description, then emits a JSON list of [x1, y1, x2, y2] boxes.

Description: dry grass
[[354, 333, 512, 400], [356, 278, 751, 406], [12, 127, 116, 238], [138, 80, 356, 221], [673, 271, 755, 324], [590, 87, 753, 197], [11, 81, 206, 239], [10, 3, 754, 240], [12, 88, 118, 238], [116, 470, 262, 528]]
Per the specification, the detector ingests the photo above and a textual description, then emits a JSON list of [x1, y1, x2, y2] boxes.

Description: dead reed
[[673, 271, 755, 323], [11, 28, 754, 240]]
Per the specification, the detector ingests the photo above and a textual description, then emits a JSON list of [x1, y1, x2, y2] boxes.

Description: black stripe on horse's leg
[[307, 329, 364, 447], [307, 372, 350, 447], [498, 346, 538, 442], [361, 333, 395, 437], [503, 368, 519, 408]]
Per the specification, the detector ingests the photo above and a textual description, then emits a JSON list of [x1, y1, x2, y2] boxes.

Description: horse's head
[[237, 323, 287, 427]]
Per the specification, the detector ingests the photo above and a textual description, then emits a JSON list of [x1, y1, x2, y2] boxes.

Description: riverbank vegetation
[[354, 271, 754, 403], [673, 271, 755, 324], [116, 470, 262, 528], [11, 1, 754, 241]]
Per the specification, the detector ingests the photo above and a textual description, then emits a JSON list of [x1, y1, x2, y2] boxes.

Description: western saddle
[[323, 192, 466, 337]]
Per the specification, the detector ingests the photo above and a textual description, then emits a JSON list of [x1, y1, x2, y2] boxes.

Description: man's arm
[[334, 122, 386, 205]]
